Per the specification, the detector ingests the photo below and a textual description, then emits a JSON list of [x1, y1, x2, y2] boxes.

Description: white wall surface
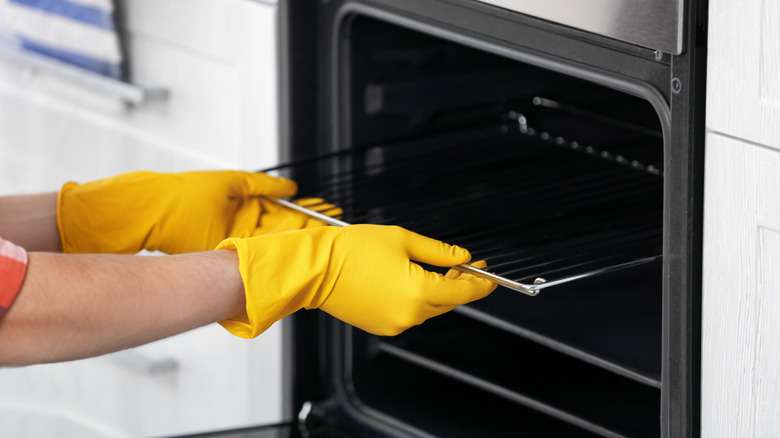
[[0, 0, 281, 194], [705, 0, 780, 153], [703, 0, 780, 435], [0, 0, 284, 436], [702, 134, 780, 437]]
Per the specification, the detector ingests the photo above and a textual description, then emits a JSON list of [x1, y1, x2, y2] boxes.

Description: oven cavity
[[289, 14, 665, 438]]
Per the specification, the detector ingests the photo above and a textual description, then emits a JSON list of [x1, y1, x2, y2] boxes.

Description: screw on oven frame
[[671, 77, 682, 94]]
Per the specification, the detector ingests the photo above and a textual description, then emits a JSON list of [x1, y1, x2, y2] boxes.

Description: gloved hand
[[57, 170, 305, 254], [217, 224, 497, 338], [253, 197, 342, 236]]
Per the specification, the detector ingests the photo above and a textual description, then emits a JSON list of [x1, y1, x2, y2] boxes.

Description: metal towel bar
[[0, 42, 168, 105]]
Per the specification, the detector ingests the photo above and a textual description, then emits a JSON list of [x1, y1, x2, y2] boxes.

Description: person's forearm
[[0, 192, 61, 252], [0, 250, 244, 366]]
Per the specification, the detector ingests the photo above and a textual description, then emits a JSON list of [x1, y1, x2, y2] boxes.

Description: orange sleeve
[[0, 237, 28, 320]]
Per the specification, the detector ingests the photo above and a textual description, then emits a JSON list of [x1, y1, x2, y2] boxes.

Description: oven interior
[[287, 15, 666, 438]]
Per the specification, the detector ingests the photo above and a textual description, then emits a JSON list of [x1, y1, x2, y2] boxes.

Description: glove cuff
[[216, 228, 342, 339], [56, 172, 164, 254], [215, 237, 264, 338], [57, 181, 80, 253]]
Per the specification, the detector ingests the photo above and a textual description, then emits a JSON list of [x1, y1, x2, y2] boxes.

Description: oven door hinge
[[297, 399, 340, 437]]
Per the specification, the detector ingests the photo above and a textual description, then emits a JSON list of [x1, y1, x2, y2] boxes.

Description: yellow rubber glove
[[57, 170, 299, 254], [217, 224, 497, 338], [253, 198, 343, 236]]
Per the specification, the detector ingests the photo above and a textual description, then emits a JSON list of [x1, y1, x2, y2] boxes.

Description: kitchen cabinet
[[702, 133, 780, 436], [703, 0, 780, 435], [706, 0, 780, 151]]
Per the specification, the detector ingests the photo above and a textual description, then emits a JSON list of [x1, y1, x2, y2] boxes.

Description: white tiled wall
[[0, 0, 284, 436]]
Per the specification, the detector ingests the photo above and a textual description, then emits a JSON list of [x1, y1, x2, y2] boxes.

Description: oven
[[271, 1, 706, 437]]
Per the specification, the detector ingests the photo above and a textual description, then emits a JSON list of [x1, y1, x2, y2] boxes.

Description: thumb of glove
[[403, 229, 472, 267], [231, 172, 297, 198]]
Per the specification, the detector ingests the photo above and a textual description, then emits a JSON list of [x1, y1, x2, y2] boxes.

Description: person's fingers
[[304, 201, 341, 214], [322, 207, 344, 219], [252, 199, 305, 235], [421, 264, 497, 306], [406, 302, 458, 329], [293, 198, 344, 227], [400, 227, 471, 267], [229, 198, 262, 238], [445, 260, 487, 279], [295, 199, 343, 216], [308, 203, 343, 219], [424, 304, 458, 324], [295, 198, 326, 208], [469, 259, 488, 270], [427, 276, 496, 306], [233, 172, 298, 198]]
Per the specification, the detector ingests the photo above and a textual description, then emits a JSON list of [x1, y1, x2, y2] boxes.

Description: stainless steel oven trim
[[475, 0, 684, 55], [327, 3, 673, 435], [331, 3, 672, 155]]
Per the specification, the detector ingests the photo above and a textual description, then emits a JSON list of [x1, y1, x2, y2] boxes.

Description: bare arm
[[0, 192, 61, 252], [0, 250, 244, 366]]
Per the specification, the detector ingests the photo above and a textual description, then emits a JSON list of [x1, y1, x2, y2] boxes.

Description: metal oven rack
[[275, 117, 663, 293]]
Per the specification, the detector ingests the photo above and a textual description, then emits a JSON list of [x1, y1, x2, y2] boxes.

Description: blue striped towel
[[1, 0, 123, 79]]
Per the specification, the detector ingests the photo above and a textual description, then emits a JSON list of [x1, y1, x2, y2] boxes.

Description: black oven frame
[[279, 1, 707, 436]]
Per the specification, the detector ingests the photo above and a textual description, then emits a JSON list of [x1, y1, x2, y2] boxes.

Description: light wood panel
[[707, 0, 780, 151], [702, 132, 780, 437]]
